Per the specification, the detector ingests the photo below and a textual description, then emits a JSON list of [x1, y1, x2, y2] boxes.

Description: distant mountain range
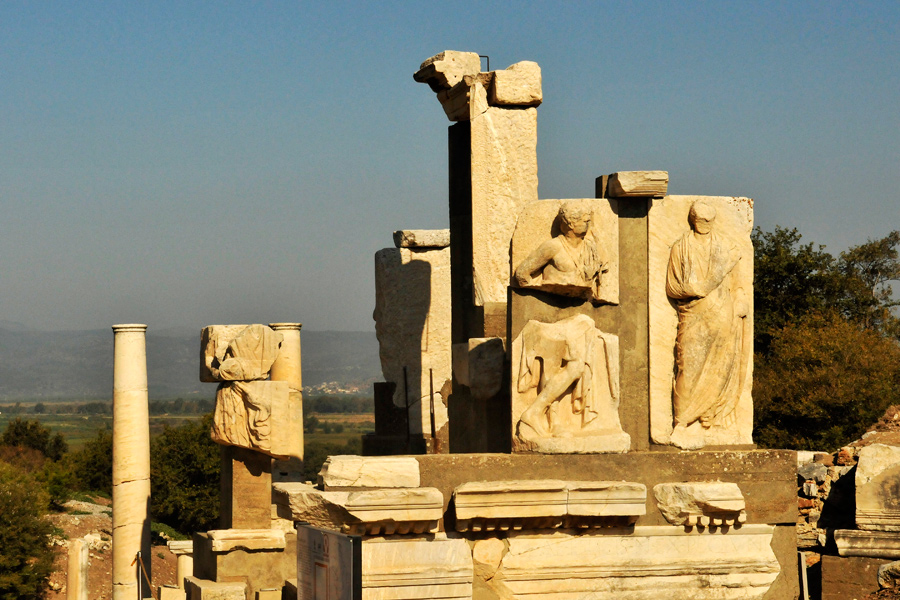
[[0, 326, 381, 401]]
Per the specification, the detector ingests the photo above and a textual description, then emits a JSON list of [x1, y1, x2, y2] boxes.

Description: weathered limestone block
[[489, 60, 542, 107], [648, 196, 754, 449], [361, 537, 472, 600], [273, 482, 442, 535], [836, 529, 900, 558], [511, 198, 619, 304], [206, 529, 285, 553], [212, 380, 302, 459], [318, 455, 420, 489], [799, 462, 828, 483], [373, 243, 451, 438], [393, 228, 450, 248], [511, 315, 630, 454], [856, 444, 900, 531], [451, 337, 505, 400], [607, 170, 669, 198], [184, 577, 246, 600], [486, 525, 779, 600], [413, 51, 482, 92], [200, 324, 283, 382], [470, 105, 538, 306], [454, 480, 568, 531], [653, 482, 747, 527]]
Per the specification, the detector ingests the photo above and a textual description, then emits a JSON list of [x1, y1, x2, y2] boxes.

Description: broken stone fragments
[[653, 482, 747, 527]]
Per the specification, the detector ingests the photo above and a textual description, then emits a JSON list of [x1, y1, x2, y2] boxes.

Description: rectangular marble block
[[454, 480, 567, 521], [607, 170, 669, 198], [567, 481, 647, 517], [318, 455, 420, 489], [361, 537, 472, 600], [191, 530, 296, 600]]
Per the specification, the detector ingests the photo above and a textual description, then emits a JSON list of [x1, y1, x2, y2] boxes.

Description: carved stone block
[[273, 482, 442, 536], [392, 229, 450, 249], [206, 529, 285, 553], [607, 170, 669, 198], [454, 480, 568, 531], [453, 480, 647, 531], [413, 51, 482, 93], [653, 482, 747, 527], [511, 198, 619, 305], [511, 315, 630, 454], [361, 537, 472, 600], [318, 455, 420, 489], [200, 324, 283, 382], [487, 525, 779, 599], [836, 529, 900, 558], [212, 380, 302, 460], [648, 196, 754, 449], [489, 60, 542, 107], [856, 443, 900, 531], [566, 481, 647, 521]]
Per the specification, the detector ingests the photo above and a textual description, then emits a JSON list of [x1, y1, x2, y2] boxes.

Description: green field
[[0, 410, 374, 450]]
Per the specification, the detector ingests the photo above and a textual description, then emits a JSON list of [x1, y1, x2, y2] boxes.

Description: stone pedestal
[[67, 537, 89, 600], [168, 540, 194, 590], [111, 324, 151, 600], [220, 446, 272, 529]]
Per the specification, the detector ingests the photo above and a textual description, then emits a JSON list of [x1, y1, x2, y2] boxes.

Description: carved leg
[[518, 359, 584, 437]]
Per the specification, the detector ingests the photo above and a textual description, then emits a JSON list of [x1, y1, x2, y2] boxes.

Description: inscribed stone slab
[[648, 195, 754, 449]]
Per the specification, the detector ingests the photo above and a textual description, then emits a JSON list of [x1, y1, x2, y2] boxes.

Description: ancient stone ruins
[[103, 52, 805, 599]]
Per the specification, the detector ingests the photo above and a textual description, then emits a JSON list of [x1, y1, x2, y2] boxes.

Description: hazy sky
[[1, 1, 897, 333]]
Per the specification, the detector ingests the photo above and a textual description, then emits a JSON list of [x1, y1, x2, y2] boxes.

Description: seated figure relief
[[665, 201, 749, 449], [514, 201, 609, 303], [512, 314, 630, 453]]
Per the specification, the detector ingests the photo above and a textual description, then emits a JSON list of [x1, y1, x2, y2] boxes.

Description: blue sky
[[1, 1, 897, 332]]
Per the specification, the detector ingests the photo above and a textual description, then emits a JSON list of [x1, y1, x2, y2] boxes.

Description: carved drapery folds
[[649, 196, 754, 450], [512, 315, 630, 453], [201, 324, 303, 459]]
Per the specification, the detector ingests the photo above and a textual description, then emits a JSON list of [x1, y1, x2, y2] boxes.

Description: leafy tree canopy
[[753, 227, 900, 449], [0, 418, 67, 461]]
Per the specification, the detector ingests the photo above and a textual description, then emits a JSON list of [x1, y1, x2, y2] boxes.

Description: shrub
[[0, 463, 55, 599]]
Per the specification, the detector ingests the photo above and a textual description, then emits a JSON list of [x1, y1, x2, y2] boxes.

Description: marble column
[[269, 322, 304, 459], [111, 324, 151, 600], [67, 538, 89, 600]]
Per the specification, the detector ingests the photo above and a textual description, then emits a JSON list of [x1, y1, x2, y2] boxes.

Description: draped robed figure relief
[[665, 202, 749, 448]]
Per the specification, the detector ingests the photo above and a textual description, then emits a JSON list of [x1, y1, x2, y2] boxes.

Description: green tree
[[0, 418, 67, 461], [752, 227, 900, 449], [0, 463, 55, 599], [150, 414, 220, 534], [754, 313, 900, 449], [70, 428, 113, 495]]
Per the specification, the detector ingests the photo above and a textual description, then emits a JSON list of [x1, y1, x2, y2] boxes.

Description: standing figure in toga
[[666, 202, 748, 442]]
